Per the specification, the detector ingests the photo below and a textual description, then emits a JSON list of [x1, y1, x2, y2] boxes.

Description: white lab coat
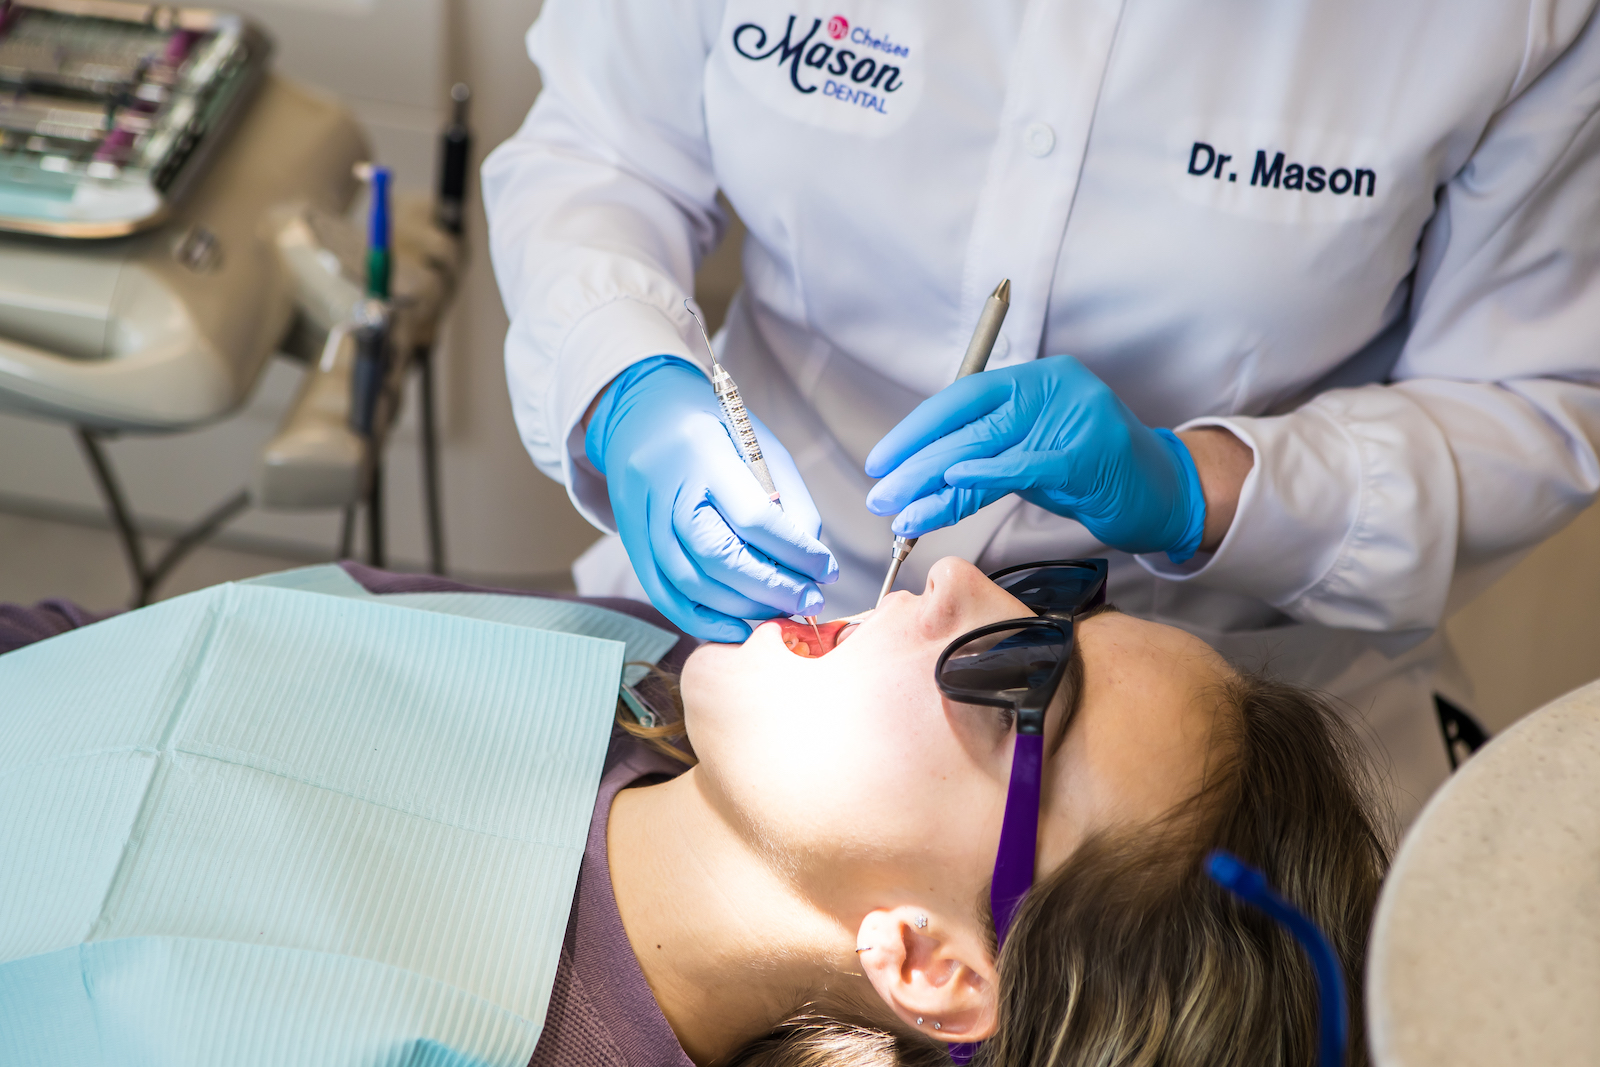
[[484, 0, 1600, 826]]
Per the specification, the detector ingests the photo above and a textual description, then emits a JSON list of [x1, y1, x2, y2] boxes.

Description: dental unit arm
[[256, 141, 465, 511]]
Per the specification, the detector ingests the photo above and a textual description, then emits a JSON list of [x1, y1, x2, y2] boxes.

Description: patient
[[0, 557, 1387, 1067], [561, 555, 1388, 1067]]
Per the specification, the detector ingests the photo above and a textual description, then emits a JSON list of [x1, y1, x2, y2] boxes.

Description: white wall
[[0, 0, 603, 584]]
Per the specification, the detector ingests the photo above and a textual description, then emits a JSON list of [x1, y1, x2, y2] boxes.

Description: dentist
[[485, 0, 1600, 819]]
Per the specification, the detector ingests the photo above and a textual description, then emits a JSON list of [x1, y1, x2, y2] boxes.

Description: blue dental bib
[[0, 576, 660, 1067]]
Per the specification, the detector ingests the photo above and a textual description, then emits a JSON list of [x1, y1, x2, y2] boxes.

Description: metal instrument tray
[[0, 0, 269, 237]]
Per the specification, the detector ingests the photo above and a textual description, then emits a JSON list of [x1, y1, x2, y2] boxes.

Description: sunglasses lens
[[993, 565, 1101, 616], [940, 623, 1066, 696]]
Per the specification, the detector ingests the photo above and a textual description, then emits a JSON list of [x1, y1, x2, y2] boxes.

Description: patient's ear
[[855, 906, 998, 1042]]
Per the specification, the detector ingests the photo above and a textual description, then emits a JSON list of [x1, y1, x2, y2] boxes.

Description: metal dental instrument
[[876, 278, 1011, 606], [687, 300, 781, 501], [685, 300, 822, 642]]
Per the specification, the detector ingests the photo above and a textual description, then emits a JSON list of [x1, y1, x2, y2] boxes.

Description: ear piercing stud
[[916, 1017, 923, 1025], [913, 914, 929, 929]]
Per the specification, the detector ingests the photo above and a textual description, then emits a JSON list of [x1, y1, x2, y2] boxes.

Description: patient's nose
[[919, 557, 996, 634]]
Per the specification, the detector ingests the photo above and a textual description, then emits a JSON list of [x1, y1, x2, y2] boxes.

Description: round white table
[[1368, 678, 1600, 1066]]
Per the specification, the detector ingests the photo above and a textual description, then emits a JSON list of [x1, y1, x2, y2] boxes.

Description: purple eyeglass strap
[[989, 731, 1043, 945]]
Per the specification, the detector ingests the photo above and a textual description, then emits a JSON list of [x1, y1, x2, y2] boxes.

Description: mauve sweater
[[0, 563, 701, 1067]]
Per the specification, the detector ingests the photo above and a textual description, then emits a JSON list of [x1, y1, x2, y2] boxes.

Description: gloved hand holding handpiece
[[865, 354, 1207, 563], [586, 355, 838, 642]]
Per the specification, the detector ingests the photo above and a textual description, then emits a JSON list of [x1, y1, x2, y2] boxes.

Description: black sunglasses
[[933, 559, 1108, 944]]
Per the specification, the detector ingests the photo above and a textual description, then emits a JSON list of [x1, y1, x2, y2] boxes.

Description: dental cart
[[0, 0, 464, 604]]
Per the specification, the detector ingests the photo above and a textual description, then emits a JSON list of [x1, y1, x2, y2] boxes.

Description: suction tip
[[993, 278, 1011, 303]]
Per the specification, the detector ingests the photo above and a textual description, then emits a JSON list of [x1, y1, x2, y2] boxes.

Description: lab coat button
[[1024, 122, 1055, 158]]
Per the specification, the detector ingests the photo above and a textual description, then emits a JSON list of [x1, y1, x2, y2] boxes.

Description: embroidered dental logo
[[722, 6, 922, 136]]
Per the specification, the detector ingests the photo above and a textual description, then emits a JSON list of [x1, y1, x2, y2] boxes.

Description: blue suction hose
[[1206, 850, 1349, 1067]]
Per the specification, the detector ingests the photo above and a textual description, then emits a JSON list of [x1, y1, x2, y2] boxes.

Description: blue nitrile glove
[[864, 355, 1207, 563], [586, 355, 838, 642]]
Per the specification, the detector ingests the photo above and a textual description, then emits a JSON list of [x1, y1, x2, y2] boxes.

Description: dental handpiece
[[876, 278, 1012, 606], [686, 301, 821, 639]]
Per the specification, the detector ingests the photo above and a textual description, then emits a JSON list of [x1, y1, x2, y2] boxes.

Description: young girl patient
[[550, 555, 1387, 1067], [0, 556, 1387, 1067]]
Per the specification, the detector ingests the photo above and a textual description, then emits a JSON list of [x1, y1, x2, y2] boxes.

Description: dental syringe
[[685, 301, 821, 641], [876, 278, 1011, 606]]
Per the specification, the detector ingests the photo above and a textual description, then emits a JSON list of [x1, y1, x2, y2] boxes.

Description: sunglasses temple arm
[[990, 732, 1044, 946], [1207, 850, 1349, 1067]]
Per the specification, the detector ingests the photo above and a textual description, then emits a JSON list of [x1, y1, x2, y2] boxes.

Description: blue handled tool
[[350, 166, 392, 438]]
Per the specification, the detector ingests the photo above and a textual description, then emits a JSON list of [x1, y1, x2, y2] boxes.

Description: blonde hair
[[616, 663, 696, 765], [976, 672, 1388, 1067]]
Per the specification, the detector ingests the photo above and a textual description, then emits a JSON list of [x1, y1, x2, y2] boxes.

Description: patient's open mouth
[[777, 611, 870, 657]]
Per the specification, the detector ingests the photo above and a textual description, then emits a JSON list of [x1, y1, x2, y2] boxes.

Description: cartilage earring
[[913, 914, 928, 929], [933, 1022, 942, 1031], [915, 1017, 924, 1025]]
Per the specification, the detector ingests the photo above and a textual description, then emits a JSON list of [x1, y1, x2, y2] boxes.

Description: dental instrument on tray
[[435, 83, 470, 236], [876, 278, 1011, 606], [686, 300, 822, 642], [349, 165, 391, 438]]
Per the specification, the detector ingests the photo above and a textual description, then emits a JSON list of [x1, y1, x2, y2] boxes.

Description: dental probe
[[685, 301, 822, 642], [876, 278, 1011, 606]]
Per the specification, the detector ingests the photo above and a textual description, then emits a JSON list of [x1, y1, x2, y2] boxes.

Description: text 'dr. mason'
[[1186, 141, 1377, 198]]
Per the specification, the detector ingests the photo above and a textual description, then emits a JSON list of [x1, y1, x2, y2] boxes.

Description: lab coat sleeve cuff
[[542, 297, 710, 533], [1135, 389, 1458, 631]]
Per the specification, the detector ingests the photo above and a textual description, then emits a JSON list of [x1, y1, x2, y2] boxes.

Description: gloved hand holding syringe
[[583, 304, 838, 643], [685, 302, 823, 643]]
